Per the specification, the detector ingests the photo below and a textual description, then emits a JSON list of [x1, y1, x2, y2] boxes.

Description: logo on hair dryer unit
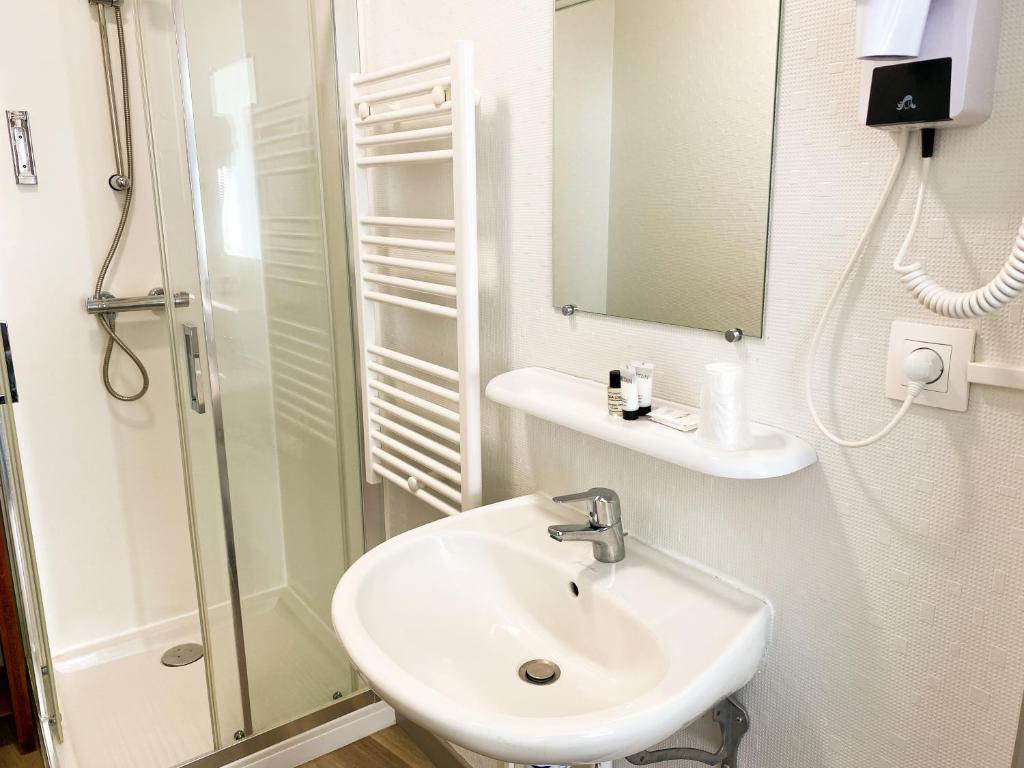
[[896, 94, 918, 111]]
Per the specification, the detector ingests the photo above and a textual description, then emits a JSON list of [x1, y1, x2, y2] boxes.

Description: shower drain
[[161, 643, 205, 668], [518, 659, 560, 686]]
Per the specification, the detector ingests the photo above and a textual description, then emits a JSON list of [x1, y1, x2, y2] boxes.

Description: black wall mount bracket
[[0, 323, 17, 405], [625, 697, 750, 768]]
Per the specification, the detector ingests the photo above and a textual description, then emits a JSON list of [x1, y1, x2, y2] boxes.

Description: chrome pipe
[[84, 291, 190, 315]]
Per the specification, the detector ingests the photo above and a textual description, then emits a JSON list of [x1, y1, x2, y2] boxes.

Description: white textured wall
[[360, 0, 1024, 766], [0, 0, 198, 654]]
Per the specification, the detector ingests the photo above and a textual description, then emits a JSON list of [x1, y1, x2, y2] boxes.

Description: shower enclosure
[[0, 0, 377, 766]]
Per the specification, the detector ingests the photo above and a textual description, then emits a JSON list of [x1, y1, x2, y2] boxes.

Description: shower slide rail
[[345, 43, 481, 518]]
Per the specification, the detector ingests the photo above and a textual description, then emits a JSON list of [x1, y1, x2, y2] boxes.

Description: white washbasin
[[331, 494, 771, 765]]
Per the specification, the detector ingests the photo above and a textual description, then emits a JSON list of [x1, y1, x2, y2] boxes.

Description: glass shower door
[[0, 330, 63, 760], [144, 0, 367, 746]]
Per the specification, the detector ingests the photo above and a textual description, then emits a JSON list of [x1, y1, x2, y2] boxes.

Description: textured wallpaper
[[359, 0, 1024, 765]]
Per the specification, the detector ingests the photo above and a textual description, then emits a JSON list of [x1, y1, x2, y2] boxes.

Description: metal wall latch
[[626, 697, 750, 768], [0, 323, 19, 405], [6, 110, 37, 185]]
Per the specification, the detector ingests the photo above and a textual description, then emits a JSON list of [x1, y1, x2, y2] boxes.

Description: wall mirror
[[552, 0, 781, 336]]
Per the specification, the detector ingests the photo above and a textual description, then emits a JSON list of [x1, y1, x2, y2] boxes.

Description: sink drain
[[518, 659, 560, 686]]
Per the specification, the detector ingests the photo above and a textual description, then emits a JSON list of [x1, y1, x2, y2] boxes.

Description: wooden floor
[[0, 746, 40, 768], [0, 720, 42, 768], [0, 722, 434, 768], [299, 726, 435, 768]]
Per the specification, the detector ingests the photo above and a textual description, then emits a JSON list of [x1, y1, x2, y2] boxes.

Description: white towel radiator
[[345, 43, 481, 516]]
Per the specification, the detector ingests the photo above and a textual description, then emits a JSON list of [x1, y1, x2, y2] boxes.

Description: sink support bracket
[[625, 697, 749, 768]]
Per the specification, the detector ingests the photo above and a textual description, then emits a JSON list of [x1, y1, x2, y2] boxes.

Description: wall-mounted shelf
[[485, 368, 817, 480]]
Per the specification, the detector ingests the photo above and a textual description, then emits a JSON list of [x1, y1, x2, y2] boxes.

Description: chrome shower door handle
[[182, 324, 206, 414]]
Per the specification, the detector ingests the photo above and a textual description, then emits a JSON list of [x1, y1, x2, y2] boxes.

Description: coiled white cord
[[893, 154, 1024, 318], [805, 131, 923, 447], [807, 128, 1024, 447]]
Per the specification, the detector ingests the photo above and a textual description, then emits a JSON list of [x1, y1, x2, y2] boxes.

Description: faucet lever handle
[[551, 487, 620, 528]]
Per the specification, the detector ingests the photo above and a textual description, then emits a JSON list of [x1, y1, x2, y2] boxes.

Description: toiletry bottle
[[607, 369, 622, 416], [621, 366, 639, 421], [631, 361, 654, 416]]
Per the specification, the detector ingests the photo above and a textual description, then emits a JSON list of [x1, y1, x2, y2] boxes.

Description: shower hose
[[93, 4, 150, 402]]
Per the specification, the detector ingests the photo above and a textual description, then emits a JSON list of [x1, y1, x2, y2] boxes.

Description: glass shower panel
[[0, 334, 63, 758], [173, 0, 365, 737], [135, 0, 248, 746]]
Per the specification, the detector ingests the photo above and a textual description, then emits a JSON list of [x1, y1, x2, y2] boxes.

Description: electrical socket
[[886, 321, 977, 411]]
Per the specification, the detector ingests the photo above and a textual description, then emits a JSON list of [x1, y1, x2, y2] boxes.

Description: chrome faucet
[[548, 487, 625, 563]]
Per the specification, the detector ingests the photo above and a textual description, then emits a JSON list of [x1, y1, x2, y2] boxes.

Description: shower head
[[856, 0, 933, 60]]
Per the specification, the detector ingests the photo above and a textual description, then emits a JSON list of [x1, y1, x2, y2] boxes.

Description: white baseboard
[[228, 702, 396, 768]]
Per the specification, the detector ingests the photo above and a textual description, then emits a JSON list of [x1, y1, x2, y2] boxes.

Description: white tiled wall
[[360, 0, 1024, 765]]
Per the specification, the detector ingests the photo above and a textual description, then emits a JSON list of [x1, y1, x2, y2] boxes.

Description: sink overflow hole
[[569, 581, 579, 597]]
